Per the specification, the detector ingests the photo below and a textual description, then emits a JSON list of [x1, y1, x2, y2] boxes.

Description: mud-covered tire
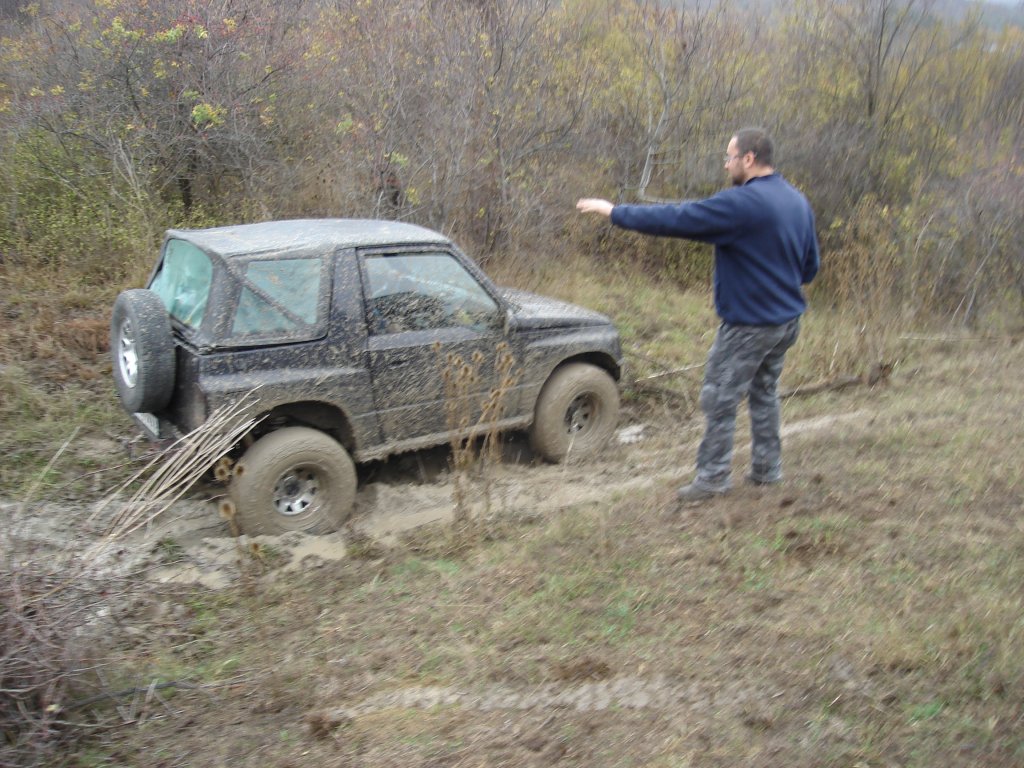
[[110, 289, 176, 413], [529, 363, 619, 463], [229, 427, 357, 536]]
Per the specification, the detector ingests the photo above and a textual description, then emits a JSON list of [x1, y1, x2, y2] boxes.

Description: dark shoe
[[745, 474, 782, 487], [676, 483, 729, 504]]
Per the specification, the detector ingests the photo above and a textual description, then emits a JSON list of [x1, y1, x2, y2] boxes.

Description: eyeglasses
[[724, 153, 745, 164]]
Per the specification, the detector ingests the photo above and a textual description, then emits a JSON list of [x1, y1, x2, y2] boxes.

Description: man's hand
[[576, 198, 614, 218]]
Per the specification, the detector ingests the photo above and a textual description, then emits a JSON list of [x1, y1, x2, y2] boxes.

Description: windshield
[[150, 239, 213, 329]]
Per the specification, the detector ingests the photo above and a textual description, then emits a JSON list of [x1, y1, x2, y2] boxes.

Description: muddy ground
[[5, 423, 671, 588], [3, 342, 1023, 767], [3, 408, 860, 592]]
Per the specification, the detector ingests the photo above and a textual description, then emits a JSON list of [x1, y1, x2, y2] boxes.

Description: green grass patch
[[0, 364, 129, 498]]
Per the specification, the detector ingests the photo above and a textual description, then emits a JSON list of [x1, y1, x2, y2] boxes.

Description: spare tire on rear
[[110, 289, 176, 413]]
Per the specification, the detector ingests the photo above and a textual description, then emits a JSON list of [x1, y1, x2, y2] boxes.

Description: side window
[[363, 252, 499, 335], [150, 239, 213, 329], [232, 257, 324, 337]]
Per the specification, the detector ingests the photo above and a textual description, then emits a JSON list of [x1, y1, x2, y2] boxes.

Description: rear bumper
[[130, 411, 177, 441]]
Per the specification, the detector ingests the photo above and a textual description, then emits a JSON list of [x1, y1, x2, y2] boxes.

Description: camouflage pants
[[694, 317, 801, 490]]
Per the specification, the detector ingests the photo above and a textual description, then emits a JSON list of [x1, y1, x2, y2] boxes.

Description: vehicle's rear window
[[231, 256, 325, 338], [150, 239, 213, 329]]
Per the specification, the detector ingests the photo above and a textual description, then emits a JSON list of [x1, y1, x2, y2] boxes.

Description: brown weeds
[[0, 552, 139, 767], [436, 341, 519, 524], [93, 394, 262, 540]]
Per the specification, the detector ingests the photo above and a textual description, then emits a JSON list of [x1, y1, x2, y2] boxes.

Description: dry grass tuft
[[92, 394, 261, 540], [0, 552, 139, 767], [437, 341, 519, 523]]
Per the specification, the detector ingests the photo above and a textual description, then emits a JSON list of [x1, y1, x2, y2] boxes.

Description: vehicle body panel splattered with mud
[[110, 219, 624, 535]]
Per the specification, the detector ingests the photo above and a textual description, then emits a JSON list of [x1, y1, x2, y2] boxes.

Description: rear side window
[[150, 239, 213, 329], [231, 256, 325, 338]]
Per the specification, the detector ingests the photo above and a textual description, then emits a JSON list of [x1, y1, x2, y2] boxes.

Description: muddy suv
[[110, 219, 623, 535]]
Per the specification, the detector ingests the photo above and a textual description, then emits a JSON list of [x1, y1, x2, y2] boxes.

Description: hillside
[[4, 326, 1022, 766]]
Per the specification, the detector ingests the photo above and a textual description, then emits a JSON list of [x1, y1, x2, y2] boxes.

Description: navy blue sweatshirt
[[610, 174, 820, 326]]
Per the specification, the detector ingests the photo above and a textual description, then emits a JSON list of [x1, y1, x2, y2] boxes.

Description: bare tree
[[784, 0, 978, 205], [574, 0, 751, 205], [11, 0, 300, 217]]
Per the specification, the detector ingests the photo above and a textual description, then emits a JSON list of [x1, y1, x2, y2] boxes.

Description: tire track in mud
[[316, 675, 775, 718], [3, 411, 868, 590]]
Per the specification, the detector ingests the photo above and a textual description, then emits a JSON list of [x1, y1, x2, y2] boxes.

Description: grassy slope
[[2, 261, 1022, 767], [68, 349, 1024, 766], [74, 339, 1024, 765]]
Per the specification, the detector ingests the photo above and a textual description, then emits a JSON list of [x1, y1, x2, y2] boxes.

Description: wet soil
[[7, 355, 1023, 768], [3, 411, 864, 591]]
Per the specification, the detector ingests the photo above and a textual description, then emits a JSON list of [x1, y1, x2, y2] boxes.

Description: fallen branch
[[633, 362, 704, 383], [63, 680, 202, 712], [780, 375, 861, 399], [63, 676, 252, 712], [628, 350, 894, 403], [628, 381, 694, 408], [898, 334, 1020, 342], [626, 346, 675, 369], [781, 362, 893, 399]]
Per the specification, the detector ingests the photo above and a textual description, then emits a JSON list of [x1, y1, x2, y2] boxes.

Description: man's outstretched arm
[[576, 198, 614, 217]]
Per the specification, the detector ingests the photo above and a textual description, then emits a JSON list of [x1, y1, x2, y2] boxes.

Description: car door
[[361, 249, 506, 444]]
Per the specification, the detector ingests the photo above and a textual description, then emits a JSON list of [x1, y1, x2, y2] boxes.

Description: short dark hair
[[734, 128, 774, 167]]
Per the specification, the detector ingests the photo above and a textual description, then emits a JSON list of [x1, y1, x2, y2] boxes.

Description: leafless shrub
[[813, 195, 904, 366], [902, 168, 1024, 328], [0, 392, 273, 764], [948, 175, 1024, 327], [0, 550, 134, 767]]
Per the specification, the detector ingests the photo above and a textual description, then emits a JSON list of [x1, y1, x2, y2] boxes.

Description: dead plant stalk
[[89, 391, 263, 542]]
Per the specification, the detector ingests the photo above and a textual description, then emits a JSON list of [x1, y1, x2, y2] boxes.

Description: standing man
[[577, 128, 820, 503]]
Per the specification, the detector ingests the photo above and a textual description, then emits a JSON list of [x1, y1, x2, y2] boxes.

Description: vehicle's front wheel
[[229, 427, 357, 536], [529, 363, 619, 463]]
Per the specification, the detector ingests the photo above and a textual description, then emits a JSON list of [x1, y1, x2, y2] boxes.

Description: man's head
[[724, 127, 774, 186]]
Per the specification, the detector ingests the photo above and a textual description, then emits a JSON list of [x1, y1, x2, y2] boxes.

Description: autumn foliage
[[0, 0, 1022, 325]]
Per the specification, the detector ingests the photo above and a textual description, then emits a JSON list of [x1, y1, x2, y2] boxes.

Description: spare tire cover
[[110, 289, 176, 413]]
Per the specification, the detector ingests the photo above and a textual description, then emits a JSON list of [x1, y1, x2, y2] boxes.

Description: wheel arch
[[549, 351, 621, 383], [254, 400, 357, 454]]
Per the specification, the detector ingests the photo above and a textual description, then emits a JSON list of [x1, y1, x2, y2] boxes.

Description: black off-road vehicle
[[111, 219, 623, 535]]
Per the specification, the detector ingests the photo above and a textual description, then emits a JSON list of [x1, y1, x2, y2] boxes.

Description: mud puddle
[[2, 412, 866, 590]]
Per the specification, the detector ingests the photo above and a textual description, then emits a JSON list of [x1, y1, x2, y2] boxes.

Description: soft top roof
[[164, 218, 450, 259]]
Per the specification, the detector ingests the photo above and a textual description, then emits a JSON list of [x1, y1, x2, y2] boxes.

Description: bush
[[0, 552, 124, 767], [0, 132, 156, 282]]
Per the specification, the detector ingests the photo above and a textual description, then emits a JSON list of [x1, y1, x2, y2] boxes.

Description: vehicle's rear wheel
[[529, 362, 619, 463], [110, 289, 176, 413], [229, 427, 357, 536]]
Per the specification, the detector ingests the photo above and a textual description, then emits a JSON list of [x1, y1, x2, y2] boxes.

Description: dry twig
[[90, 390, 263, 540]]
